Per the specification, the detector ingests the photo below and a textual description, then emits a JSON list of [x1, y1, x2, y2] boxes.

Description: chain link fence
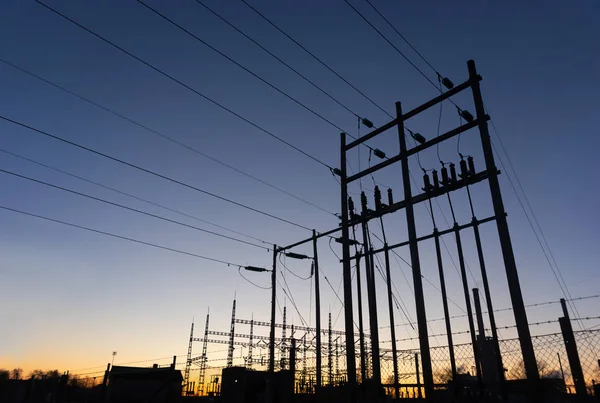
[[197, 328, 599, 397]]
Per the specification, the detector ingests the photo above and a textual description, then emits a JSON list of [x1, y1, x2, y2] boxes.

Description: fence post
[[559, 298, 587, 397]]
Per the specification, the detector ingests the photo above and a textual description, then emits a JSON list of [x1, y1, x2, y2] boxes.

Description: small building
[[107, 365, 183, 403]]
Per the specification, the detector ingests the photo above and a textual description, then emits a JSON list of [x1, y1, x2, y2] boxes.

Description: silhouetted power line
[[239, 0, 393, 119], [0, 167, 269, 250], [0, 147, 271, 245], [0, 204, 247, 267], [0, 114, 312, 231], [0, 58, 336, 217], [35, 0, 332, 170], [138, 0, 350, 134], [193, 0, 362, 120]]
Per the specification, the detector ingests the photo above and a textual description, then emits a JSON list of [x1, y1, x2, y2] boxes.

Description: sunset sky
[[1, 0, 598, 378]]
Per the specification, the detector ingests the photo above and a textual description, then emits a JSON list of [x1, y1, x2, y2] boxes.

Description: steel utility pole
[[269, 245, 277, 373], [396, 101, 434, 399], [355, 252, 367, 382], [339, 132, 357, 388], [467, 60, 539, 390], [384, 245, 399, 397], [312, 230, 322, 389], [433, 226, 457, 380]]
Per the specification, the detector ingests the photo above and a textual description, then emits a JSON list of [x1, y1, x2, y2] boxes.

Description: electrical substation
[[180, 61, 600, 403]]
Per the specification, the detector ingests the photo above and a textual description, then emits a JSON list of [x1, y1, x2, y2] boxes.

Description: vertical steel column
[[248, 317, 254, 369], [184, 321, 194, 393], [434, 229, 457, 381], [269, 245, 277, 373], [473, 288, 486, 341], [472, 219, 505, 391], [360, 218, 381, 385], [312, 230, 322, 389], [559, 298, 587, 396], [227, 298, 236, 367], [467, 60, 539, 387], [355, 252, 367, 383], [367, 246, 381, 386], [415, 353, 422, 399], [290, 337, 297, 389], [396, 101, 434, 400], [328, 312, 333, 384], [454, 226, 483, 384], [282, 306, 287, 369], [384, 245, 399, 397], [339, 132, 357, 386]]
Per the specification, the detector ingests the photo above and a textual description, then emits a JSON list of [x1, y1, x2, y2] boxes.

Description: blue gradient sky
[[1, 0, 598, 374]]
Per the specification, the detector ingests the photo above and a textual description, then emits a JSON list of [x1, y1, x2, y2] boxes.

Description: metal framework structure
[[274, 60, 541, 402]]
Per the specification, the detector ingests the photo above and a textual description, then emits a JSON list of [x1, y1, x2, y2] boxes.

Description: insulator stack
[[373, 149, 386, 159], [468, 156, 476, 176], [423, 172, 432, 192], [387, 188, 393, 206], [348, 197, 355, 216], [450, 163, 457, 182], [360, 191, 368, 214], [460, 110, 474, 122], [460, 158, 468, 178], [441, 77, 454, 89], [374, 186, 382, 211], [441, 165, 449, 186], [432, 170, 440, 189]]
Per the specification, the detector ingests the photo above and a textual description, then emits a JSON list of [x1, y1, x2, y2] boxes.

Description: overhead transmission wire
[[487, 117, 585, 329], [193, 0, 363, 122], [34, 0, 332, 172], [490, 136, 588, 334], [279, 254, 312, 281], [369, 231, 467, 315], [278, 276, 309, 328], [238, 266, 271, 290], [137, 1, 348, 134], [371, 218, 416, 331], [239, 0, 391, 119], [0, 204, 245, 267], [0, 58, 335, 217], [139, 0, 385, 163], [380, 294, 600, 329], [0, 167, 269, 250], [0, 147, 270, 245], [0, 114, 311, 231]]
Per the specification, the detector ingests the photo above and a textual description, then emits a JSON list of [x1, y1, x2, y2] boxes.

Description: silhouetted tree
[[11, 368, 22, 380], [509, 359, 561, 379], [29, 369, 45, 379], [45, 370, 60, 379], [434, 364, 467, 383], [68, 375, 83, 388], [0, 369, 9, 381]]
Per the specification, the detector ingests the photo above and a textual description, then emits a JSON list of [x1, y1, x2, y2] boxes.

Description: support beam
[[472, 219, 506, 394], [559, 299, 586, 396], [269, 245, 277, 373], [434, 229, 457, 381], [467, 60, 540, 392], [348, 214, 499, 262], [454, 225, 482, 386], [339, 132, 357, 387], [347, 118, 485, 183], [384, 245, 399, 398], [355, 252, 367, 383], [396, 101, 434, 401], [313, 230, 322, 389], [346, 77, 480, 150]]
